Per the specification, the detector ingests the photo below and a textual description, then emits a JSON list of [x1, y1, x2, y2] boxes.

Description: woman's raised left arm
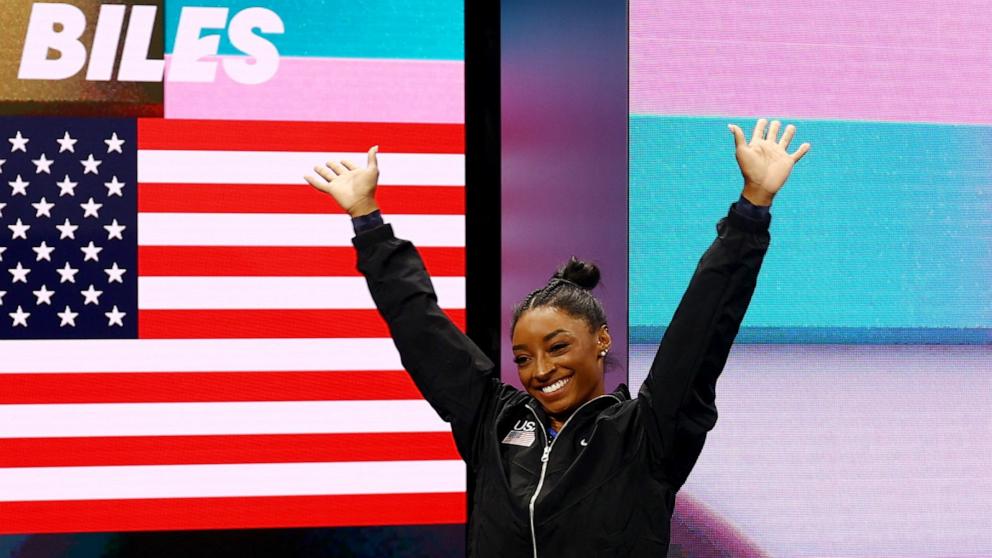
[[638, 119, 810, 487]]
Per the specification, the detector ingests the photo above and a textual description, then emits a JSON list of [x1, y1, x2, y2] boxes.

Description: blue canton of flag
[[0, 117, 137, 339]]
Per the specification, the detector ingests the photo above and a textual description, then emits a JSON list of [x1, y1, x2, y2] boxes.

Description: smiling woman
[[510, 259, 612, 432], [305, 118, 810, 557]]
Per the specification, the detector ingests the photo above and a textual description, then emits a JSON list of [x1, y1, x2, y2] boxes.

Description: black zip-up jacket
[[353, 204, 769, 557]]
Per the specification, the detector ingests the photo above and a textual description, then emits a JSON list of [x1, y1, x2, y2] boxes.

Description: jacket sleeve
[[637, 203, 770, 488], [353, 223, 499, 468]]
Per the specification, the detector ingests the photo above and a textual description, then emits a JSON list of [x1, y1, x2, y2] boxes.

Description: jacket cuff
[[352, 223, 396, 251], [351, 209, 384, 234], [726, 203, 771, 233], [733, 195, 770, 220]]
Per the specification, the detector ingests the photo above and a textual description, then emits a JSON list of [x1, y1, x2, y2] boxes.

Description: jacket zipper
[[526, 406, 549, 558], [525, 394, 620, 558]]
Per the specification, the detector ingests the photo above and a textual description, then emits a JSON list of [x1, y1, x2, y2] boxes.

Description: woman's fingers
[[729, 124, 746, 149], [750, 118, 768, 143], [337, 145, 378, 172], [766, 120, 781, 143], [304, 173, 330, 193], [326, 161, 347, 175], [367, 145, 379, 169], [313, 164, 336, 182], [748, 119, 803, 153], [779, 124, 796, 149]]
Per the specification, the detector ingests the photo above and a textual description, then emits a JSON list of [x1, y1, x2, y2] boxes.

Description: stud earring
[[599, 349, 608, 357]]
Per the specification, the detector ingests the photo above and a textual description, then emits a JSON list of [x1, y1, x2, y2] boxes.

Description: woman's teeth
[[541, 376, 571, 394]]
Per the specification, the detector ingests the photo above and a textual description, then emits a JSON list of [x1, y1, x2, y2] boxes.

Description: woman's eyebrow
[[511, 329, 570, 351], [543, 329, 568, 342]]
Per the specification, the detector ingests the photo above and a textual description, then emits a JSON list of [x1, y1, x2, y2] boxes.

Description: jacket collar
[[522, 383, 629, 427], [611, 382, 631, 401]]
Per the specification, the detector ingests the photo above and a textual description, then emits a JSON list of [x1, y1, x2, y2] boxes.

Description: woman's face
[[511, 306, 611, 420]]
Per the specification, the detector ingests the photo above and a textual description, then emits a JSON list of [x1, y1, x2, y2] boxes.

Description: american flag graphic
[[0, 117, 467, 534]]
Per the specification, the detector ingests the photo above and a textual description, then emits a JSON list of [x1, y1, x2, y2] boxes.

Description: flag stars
[[33, 284, 55, 305], [104, 219, 126, 240], [8, 218, 30, 240], [9, 262, 31, 283], [8, 174, 29, 196], [105, 262, 127, 283], [57, 131, 77, 153], [0, 126, 138, 334], [105, 305, 126, 327], [80, 154, 102, 175], [56, 262, 79, 284], [104, 132, 125, 154], [81, 284, 103, 305], [56, 218, 78, 240], [9, 131, 28, 153], [80, 197, 103, 218], [9, 305, 30, 327], [58, 305, 79, 327], [57, 175, 78, 197], [32, 197, 55, 218], [32, 153, 54, 174], [104, 176, 125, 197], [32, 241, 55, 261], [80, 241, 103, 262]]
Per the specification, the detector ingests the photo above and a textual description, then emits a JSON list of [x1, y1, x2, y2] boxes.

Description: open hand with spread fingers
[[728, 119, 811, 206], [305, 146, 381, 217]]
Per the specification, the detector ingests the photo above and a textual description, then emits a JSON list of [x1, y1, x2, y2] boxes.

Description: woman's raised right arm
[[306, 148, 501, 469]]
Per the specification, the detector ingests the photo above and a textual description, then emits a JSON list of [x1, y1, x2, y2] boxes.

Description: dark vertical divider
[[464, 1, 501, 550], [465, 0, 502, 364]]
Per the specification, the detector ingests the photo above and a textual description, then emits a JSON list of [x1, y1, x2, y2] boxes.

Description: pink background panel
[[631, 0, 992, 125], [165, 56, 464, 124]]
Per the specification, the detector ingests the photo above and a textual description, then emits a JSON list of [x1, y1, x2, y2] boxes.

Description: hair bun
[[553, 256, 600, 290]]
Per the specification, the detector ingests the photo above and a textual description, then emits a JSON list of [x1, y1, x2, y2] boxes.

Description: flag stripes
[[135, 277, 464, 309], [137, 184, 465, 214], [0, 433, 460, 468], [0, 401, 451, 438], [136, 309, 391, 339], [137, 151, 465, 185], [137, 246, 465, 277], [0, 339, 406, 372], [136, 213, 465, 247], [0, 460, 466, 501], [137, 120, 465, 153], [137, 309, 466, 339], [0, 493, 467, 535], [0, 371, 425, 404]]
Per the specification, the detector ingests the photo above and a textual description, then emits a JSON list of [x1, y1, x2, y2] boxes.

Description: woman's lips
[[537, 375, 572, 398]]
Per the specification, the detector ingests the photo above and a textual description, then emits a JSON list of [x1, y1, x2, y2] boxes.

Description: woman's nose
[[534, 355, 556, 380]]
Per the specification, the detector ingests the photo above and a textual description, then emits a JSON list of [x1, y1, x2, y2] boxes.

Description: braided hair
[[511, 257, 608, 335]]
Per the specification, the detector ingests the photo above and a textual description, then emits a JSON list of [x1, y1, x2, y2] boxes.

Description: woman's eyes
[[513, 343, 568, 366]]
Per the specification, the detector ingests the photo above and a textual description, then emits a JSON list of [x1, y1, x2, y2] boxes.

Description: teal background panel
[[165, 0, 464, 60], [629, 115, 992, 343]]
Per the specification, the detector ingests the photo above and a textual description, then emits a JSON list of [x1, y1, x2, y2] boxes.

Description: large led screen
[[630, 2, 991, 556], [0, 0, 466, 549]]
